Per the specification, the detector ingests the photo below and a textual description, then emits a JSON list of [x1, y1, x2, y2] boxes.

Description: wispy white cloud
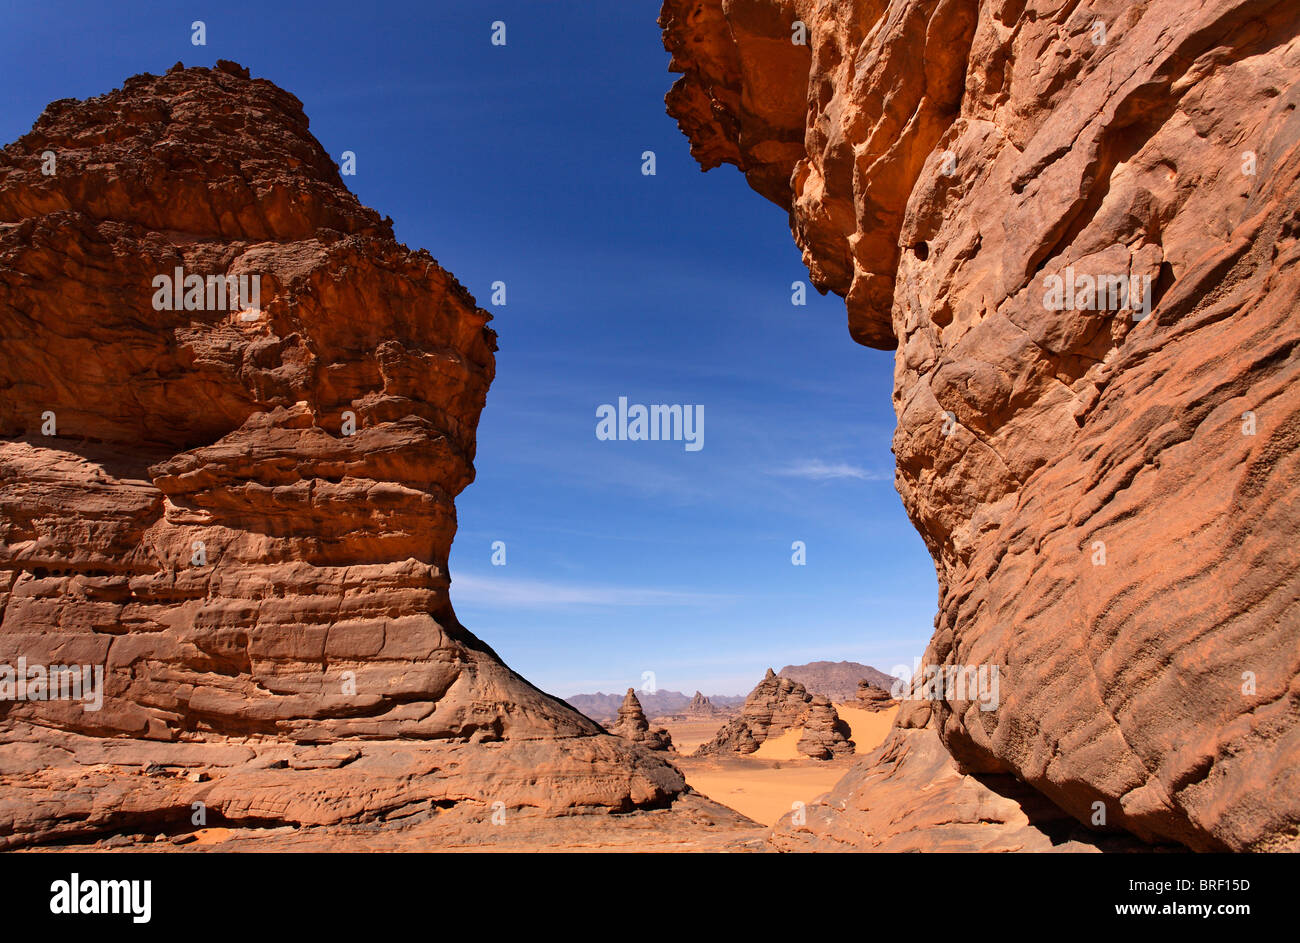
[[772, 460, 890, 482], [452, 573, 735, 609]]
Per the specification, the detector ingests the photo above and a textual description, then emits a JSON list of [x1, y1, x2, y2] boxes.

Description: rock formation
[[687, 690, 720, 716], [778, 660, 899, 701], [0, 61, 735, 849], [696, 717, 760, 756], [856, 682, 897, 713], [608, 689, 675, 751], [663, 0, 1300, 852], [695, 669, 853, 759], [796, 694, 855, 760]]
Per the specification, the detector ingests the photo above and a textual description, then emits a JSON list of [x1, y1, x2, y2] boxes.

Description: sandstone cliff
[[663, 0, 1300, 851], [0, 61, 708, 849]]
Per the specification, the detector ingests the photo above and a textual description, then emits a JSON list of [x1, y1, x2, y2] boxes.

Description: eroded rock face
[[796, 694, 855, 760], [663, 1, 1300, 850], [695, 669, 853, 759], [0, 62, 692, 848]]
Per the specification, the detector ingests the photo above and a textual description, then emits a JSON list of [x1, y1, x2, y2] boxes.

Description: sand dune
[[752, 727, 804, 760], [835, 704, 896, 753]]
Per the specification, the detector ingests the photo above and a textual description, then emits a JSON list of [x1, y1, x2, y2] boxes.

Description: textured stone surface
[[695, 669, 853, 758], [609, 688, 675, 751], [0, 61, 724, 849], [25, 792, 769, 853], [664, 0, 1300, 851]]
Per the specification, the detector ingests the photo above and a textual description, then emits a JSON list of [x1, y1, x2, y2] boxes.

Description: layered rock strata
[[663, 0, 1300, 851], [796, 694, 855, 759], [0, 61, 706, 848]]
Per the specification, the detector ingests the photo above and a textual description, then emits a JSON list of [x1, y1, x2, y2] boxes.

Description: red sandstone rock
[[0, 62, 732, 849], [695, 717, 760, 756], [796, 694, 855, 760], [663, 0, 1300, 851], [695, 669, 853, 759]]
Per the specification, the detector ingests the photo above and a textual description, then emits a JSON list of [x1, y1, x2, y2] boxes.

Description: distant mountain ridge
[[777, 661, 900, 702], [565, 662, 897, 721], [565, 689, 745, 721]]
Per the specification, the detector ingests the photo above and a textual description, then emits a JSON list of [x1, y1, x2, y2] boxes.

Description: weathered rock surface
[[25, 791, 769, 853], [856, 682, 898, 713], [779, 660, 899, 701], [664, 0, 1300, 851], [0, 61, 737, 849], [695, 669, 853, 759], [796, 694, 855, 760], [609, 688, 675, 751]]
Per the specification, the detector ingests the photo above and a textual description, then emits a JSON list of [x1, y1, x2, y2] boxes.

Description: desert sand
[[663, 705, 898, 825], [834, 704, 897, 753], [652, 717, 731, 754]]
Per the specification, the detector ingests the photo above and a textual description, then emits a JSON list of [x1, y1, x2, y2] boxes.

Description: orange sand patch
[[672, 704, 900, 827], [677, 755, 852, 826], [752, 726, 804, 760], [653, 716, 736, 754], [835, 703, 897, 752], [189, 827, 234, 845]]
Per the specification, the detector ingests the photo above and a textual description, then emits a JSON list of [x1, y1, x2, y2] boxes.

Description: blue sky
[[3, 1, 937, 696]]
